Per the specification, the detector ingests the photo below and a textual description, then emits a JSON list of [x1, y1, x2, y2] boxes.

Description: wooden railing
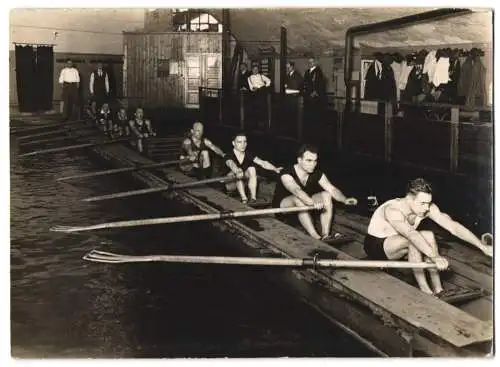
[[199, 87, 493, 176]]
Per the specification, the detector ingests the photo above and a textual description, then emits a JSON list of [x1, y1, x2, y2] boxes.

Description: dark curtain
[[15, 45, 37, 112], [35, 46, 54, 111]]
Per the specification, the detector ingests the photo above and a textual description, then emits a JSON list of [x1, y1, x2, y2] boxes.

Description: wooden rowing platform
[[11, 118, 493, 357]]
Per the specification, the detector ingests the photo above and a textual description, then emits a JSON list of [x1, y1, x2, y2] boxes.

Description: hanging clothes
[[423, 50, 437, 82], [397, 61, 413, 90], [432, 57, 450, 87], [465, 58, 486, 108], [457, 56, 473, 100], [445, 57, 461, 104], [391, 61, 402, 100], [364, 60, 396, 101]]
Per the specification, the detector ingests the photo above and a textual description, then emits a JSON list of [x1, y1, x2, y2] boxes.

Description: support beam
[[280, 26, 287, 95]]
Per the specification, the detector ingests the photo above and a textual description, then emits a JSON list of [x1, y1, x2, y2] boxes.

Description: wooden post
[[297, 95, 304, 142], [198, 87, 204, 122], [267, 92, 272, 131], [239, 92, 245, 130], [218, 89, 223, 124], [337, 105, 344, 151], [280, 26, 287, 95], [449, 106, 460, 172], [384, 101, 393, 162]]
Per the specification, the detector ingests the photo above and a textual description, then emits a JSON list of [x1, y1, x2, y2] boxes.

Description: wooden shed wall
[[124, 32, 222, 108]]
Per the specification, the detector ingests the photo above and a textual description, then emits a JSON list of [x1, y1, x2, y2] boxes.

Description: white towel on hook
[[432, 57, 450, 87], [423, 50, 437, 81]]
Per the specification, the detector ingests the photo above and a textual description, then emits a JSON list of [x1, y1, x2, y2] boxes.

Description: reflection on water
[[10, 146, 375, 358]]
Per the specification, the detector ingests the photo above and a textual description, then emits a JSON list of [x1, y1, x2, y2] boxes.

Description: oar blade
[[50, 225, 83, 233]]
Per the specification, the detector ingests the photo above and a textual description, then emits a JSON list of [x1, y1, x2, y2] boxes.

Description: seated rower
[[179, 122, 225, 179], [84, 99, 98, 123], [272, 144, 358, 243], [129, 107, 156, 153], [364, 178, 493, 296], [113, 107, 130, 138], [225, 132, 282, 205], [97, 102, 113, 135]]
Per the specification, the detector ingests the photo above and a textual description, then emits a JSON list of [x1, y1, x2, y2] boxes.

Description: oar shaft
[[18, 137, 131, 157], [52, 206, 317, 233], [83, 251, 438, 269], [11, 120, 85, 134], [19, 135, 77, 146], [17, 125, 93, 140], [57, 159, 184, 182], [82, 175, 236, 202]]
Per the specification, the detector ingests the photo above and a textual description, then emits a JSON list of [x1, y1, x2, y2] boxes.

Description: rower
[[129, 107, 156, 153], [272, 144, 358, 243], [97, 102, 112, 135], [113, 107, 130, 138], [225, 132, 282, 205], [179, 122, 225, 179], [364, 178, 493, 296], [84, 99, 98, 123]]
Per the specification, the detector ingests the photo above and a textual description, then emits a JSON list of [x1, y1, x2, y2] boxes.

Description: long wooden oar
[[57, 159, 187, 182], [17, 124, 94, 141], [11, 120, 85, 134], [83, 250, 439, 269], [82, 175, 239, 202], [50, 206, 319, 233], [18, 136, 133, 158], [19, 134, 88, 147]]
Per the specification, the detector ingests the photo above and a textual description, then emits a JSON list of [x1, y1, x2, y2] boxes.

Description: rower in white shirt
[[58, 59, 80, 122]]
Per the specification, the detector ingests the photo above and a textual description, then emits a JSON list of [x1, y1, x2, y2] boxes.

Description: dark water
[[10, 147, 376, 358]]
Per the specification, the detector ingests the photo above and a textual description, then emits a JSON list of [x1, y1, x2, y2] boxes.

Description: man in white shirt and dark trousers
[[58, 59, 80, 122], [89, 62, 110, 110], [247, 65, 272, 129]]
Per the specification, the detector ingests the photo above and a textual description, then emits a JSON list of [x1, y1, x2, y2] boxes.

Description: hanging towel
[[423, 50, 437, 82], [432, 57, 450, 87], [397, 61, 414, 91]]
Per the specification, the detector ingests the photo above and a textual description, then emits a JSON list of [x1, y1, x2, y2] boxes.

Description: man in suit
[[237, 62, 252, 91], [285, 61, 303, 94], [303, 56, 327, 140], [89, 62, 110, 110]]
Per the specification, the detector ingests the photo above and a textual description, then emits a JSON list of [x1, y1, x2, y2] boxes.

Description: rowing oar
[[19, 134, 90, 147], [83, 250, 439, 269], [17, 124, 94, 141], [50, 206, 318, 233], [18, 136, 134, 158], [11, 120, 85, 134], [81, 175, 239, 202], [57, 158, 187, 182]]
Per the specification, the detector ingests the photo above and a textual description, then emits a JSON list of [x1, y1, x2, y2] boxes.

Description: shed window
[[173, 10, 222, 33]]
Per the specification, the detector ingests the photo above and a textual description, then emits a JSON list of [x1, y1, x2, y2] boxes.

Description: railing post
[[449, 106, 460, 172], [337, 100, 344, 151], [239, 92, 245, 130], [267, 92, 272, 131], [297, 95, 304, 142], [384, 101, 393, 163], [218, 89, 223, 124], [198, 87, 204, 122]]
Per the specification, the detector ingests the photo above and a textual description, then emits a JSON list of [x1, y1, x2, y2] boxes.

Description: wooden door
[[184, 53, 221, 109]]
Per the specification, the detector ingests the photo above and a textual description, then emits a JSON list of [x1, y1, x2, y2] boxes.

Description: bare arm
[[253, 156, 281, 173], [145, 120, 155, 135], [204, 139, 225, 158], [385, 206, 437, 258], [427, 204, 489, 254], [89, 72, 94, 94], [225, 159, 241, 174], [318, 174, 348, 203], [281, 175, 314, 206], [181, 139, 196, 159], [129, 120, 141, 137]]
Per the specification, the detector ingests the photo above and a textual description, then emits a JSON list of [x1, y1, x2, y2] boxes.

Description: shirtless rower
[[129, 107, 156, 153], [364, 178, 493, 296], [225, 132, 283, 205], [272, 144, 358, 243], [179, 122, 225, 179]]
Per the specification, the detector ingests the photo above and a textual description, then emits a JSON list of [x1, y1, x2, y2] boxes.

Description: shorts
[[363, 234, 389, 260]]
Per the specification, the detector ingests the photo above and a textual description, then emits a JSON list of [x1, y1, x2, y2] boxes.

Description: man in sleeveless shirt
[[89, 63, 110, 110], [364, 178, 493, 296], [272, 144, 358, 243], [179, 122, 225, 179], [225, 132, 283, 205], [129, 107, 156, 153]]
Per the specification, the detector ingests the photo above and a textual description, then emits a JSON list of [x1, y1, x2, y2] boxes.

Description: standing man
[[303, 56, 326, 140], [364, 178, 493, 296], [225, 132, 282, 205], [272, 144, 358, 243], [285, 61, 303, 94], [58, 59, 80, 122], [89, 62, 110, 110]]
